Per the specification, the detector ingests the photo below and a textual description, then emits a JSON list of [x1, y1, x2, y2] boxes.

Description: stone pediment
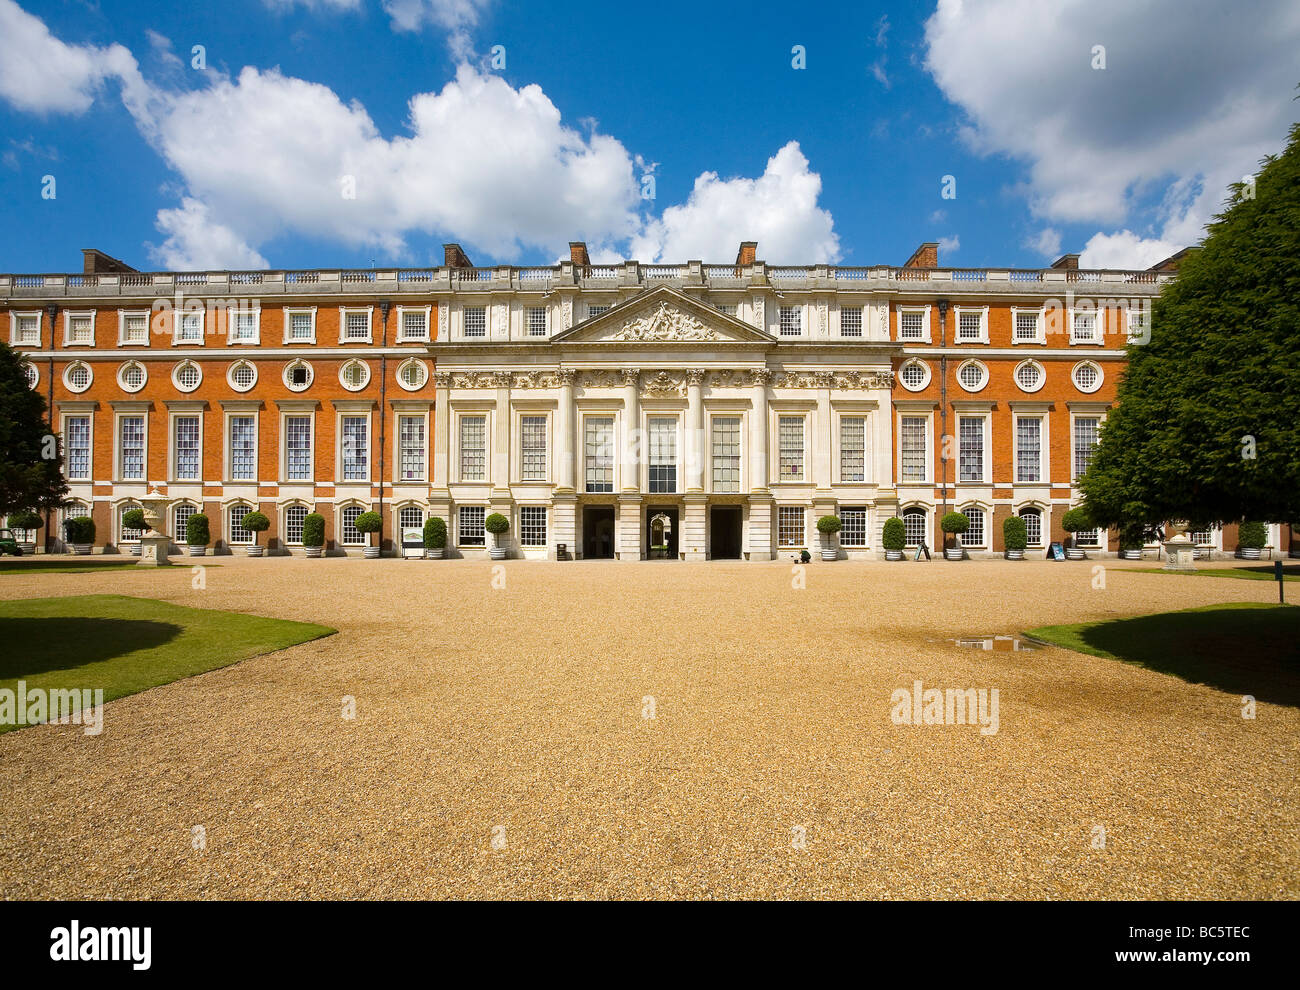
[[554, 285, 774, 344]]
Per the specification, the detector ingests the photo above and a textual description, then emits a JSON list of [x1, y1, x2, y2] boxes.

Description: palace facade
[[9, 239, 1280, 560]]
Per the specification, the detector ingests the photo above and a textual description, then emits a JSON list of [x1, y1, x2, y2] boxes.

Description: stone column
[[430, 372, 452, 547], [814, 369, 834, 495], [552, 368, 577, 559], [620, 367, 640, 493], [748, 368, 773, 560], [686, 368, 706, 493]]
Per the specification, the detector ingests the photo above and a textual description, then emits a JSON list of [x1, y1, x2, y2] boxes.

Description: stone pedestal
[[137, 534, 173, 567], [1163, 533, 1196, 570], [135, 489, 176, 567]]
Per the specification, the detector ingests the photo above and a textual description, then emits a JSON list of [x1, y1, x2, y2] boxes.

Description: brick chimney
[[903, 242, 938, 269], [1148, 248, 1191, 271], [82, 249, 137, 274], [1050, 253, 1080, 270], [735, 241, 757, 266], [443, 243, 474, 268], [569, 242, 591, 267]]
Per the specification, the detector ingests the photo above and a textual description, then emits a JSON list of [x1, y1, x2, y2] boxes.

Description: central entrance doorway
[[710, 505, 742, 559], [582, 505, 615, 559], [645, 506, 679, 559]]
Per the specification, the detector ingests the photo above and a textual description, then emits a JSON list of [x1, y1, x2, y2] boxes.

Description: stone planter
[[363, 546, 380, 559], [820, 546, 838, 561], [884, 549, 903, 561], [426, 548, 444, 559], [246, 545, 264, 557], [944, 547, 964, 561], [1238, 547, 1262, 560], [18, 542, 36, 556], [187, 545, 207, 557], [489, 546, 508, 561], [1064, 547, 1086, 560], [1119, 548, 1143, 560], [1004, 549, 1024, 561], [304, 546, 323, 558], [128, 543, 142, 556], [69, 544, 93, 556]]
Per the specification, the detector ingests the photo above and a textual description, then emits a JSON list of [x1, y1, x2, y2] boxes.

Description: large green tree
[[0, 342, 67, 516], [1080, 119, 1300, 528]]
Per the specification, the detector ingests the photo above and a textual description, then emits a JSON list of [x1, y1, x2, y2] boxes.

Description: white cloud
[[381, 0, 490, 59], [630, 142, 840, 264], [0, 0, 141, 114], [937, 234, 960, 255], [1024, 227, 1061, 259], [262, 0, 362, 11], [1078, 230, 1181, 270], [924, 0, 1300, 250], [150, 198, 269, 270]]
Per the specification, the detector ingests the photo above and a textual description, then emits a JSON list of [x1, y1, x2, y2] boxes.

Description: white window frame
[[896, 305, 931, 343], [1071, 413, 1104, 482], [114, 412, 148, 483], [837, 413, 868, 484], [62, 412, 93, 481], [1124, 304, 1150, 342], [583, 414, 615, 493], [10, 310, 41, 347], [518, 412, 550, 483], [172, 360, 203, 393], [953, 305, 989, 344], [227, 360, 258, 392], [778, 305, 803, 338], [955, 413, 989, 484], [1070, 306, 1101, 345], [281, 412, 315, 483], [63, 310, 96, 346], [226, 502, 256, 546], [227, 306, 261, 345], [1072, 361, 1104, 394], [117, 309, 150, 346], [225, 412, 259, 483], [396, 412, 428, 484], [1013, 359, 1046, 394], [647, 415, 680, 493], [898, 359, 931, 392], [955, 359, 989, 393], [901, 506, 929, 548], [173, 309, 205, 346], [518, 505, 547, 547], [116, 360, 148, 394], [958, 504, 987, 548], [282, 358, 314, 393], [897, 411, 932, 485], [282, 503, 311, 546], [525, 306, 549, 338], [63, 361, 93, 393], [1013, 414, 1047, 484], [839, 305, 864, 338], [339, 306, 374, 344], [337, 411, 371, 483], [339, 359, 372, 392], [840, 506, 869, 547], [283, 307, 317, 344], [776, 413, 806, 483], [396, 357, 429, 392], [338, 504, 366, 547], [458, 505, 486, 547], [1011, 306, 1045, 345], [169, 411, 203, 482], [462, 305, 488, 340], [1018, 506, 1046, 547], [396, 305, 431, 343], [709, 413, 743, 494], [777, 505, 806, 547], [458, 412, 489, 483]]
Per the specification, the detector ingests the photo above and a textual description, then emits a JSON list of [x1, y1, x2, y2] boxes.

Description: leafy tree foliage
[[0, 342, 67, 517]]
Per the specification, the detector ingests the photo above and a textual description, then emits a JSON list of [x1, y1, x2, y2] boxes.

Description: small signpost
[[1276, 559, 1285, 604]]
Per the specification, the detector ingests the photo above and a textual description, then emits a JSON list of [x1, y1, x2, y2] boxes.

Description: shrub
[[940, 511, 969, 535], [121, 508, 146, 533], [301, 513, 325, 548], [1003, 515, 1028, 552], [241, 511, 270, 534], [7, 510, 43, 532], [484, 512, 510, 535], [816, 514, 842, 535], [1238, 520, 1267, 549], [353, 511, 382, 535], [1060, 507, 1092, 534], [186, 512, 210, 546], [1118, 522, 1146, 551], [881, 516, 906, 552], [424, 516, 447, 550], [63, 515, 95, 545]]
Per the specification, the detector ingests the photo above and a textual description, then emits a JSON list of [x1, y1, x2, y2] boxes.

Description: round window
[[228, 361, 258, 392], [957, 360, 987, 392], [1072, 361, 1103, 393], [22, 362, 38, 389], [118, 361, 147, 392], [397, 358, 428, 391], [173, 361, 202, 392], [340, 360, 370, 391], [283, 360, 314, 392], [1014, 361, 1044, 393], [899, 360, 930, 391], [64, 362, 93, 393]]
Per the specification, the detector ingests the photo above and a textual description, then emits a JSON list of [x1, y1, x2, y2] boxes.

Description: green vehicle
[[0, 529, 24, 556]]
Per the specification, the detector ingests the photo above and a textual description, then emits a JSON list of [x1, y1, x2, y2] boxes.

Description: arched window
[[227, 504, 254, 544], [340, 505, 364, 545], [172, 502, 198, 541], [960, 506, 985, 547], [119, 502, 143, 543], [902, 507, 927, 548], [399, 505, 424, 531], [1019, 507, 1043, 546], [283, 504, 309, 545]]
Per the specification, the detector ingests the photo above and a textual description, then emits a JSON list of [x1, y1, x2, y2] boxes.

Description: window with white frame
[[1014, 310, 1041, 343], [284, 359, 312, 391], [520, 415, 547, 481], [119, 503, 143, 542], [342, 309, 371, 341], [526, 307, 547, 337], [778, 306, 802, 337], [12, 312, 40, 345], [230, 310, 258, 343], [841, 507, 867, 547], [118, 415, 145, 480], [711, 416, 741, 492], [519, 505, 547, 546], [1072, 361, 1103, 393], [1015, 417, 1043, 483], [648, 417, 677, 493], [117, 361, 146, 393], [777, 506, 805, 547], [588, 304, 611, 318], [172, 502, 196, 541], [341, 416, 368, 481], [339, 505, 364, 545], [285, 415, 312, 481], [121, 311, 148, 344], [397, 358, 427, 390], [957, 416, 984, 483], [463, 306, 487, 338], [1019, 507, 1043, 545], [399, 415, 425, 482], [898, 309, 926, 341], [840, 307, 863, 337], [1187, 528, 1212, 546], [64, 416, 91, 480], [399, 505, 424, 532], [960, 506, 985, 547], [1075, 526, 1101, 546], [778, 415, 804, 480], [66, 312, 94, 344], [228, 361, 257, 391], [460, 415, 486, 481], [1014, 360, 1044, 393], [176, 311, 203, 343], [840, 416, 866, 482], [900, 416, 928, 482], [902, 508, 927, 547], [585, 417, 614, 492], [284, 504, 308, 545], [227, 504, 254, 544], [899, 359, 930, 391], [399, 309, 429, 341], [956, 309, 985, 341], [459, 505, 486, 546], [174, 360, 202, 392], [22, 362, 37, 389], [1125, 306, 1150, 341], [64, 362, 92, 392], [1071, 310, 1099, 343], [228, 415, 256, 481], [173, 415, 200, 481], [340, 359, 370, 391], [287, 310, 315, 341], [1073, 416, 1100, 480], [957, 360, 988, 392]]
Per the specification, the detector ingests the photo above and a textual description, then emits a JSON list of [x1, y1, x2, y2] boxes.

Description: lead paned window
[[1072, 311, 1098, 343], [173, 415, 200, 481], [401, 310, 428, 340], [15, 313, 39, 345], [778, 415, 804, 480], [520, 415, 547, 481], [840, 307, 863, 337], [711, 416, 741, 492], [463, 307, 486, 338], [460, 415, 486, 481], [344, 311, 370, 340], [584, 417, 614, 492], [958, 416, 984, 483], [341, 416, 368, 481], [899, 311, 924, 340], [65, 416, 90, 480], [840, 416, 866, 482], [648, 417, 677, 493], [229, 416, 256, 481], [119, 415, 145, 480], [1016, 418, 1043, 483], [1014, 311, 1040, 342], [779, 306, 802, 336], [286, 416, 312, 481], [399, 415, 425, 481], [900, 416, 927, 482], [526, 307, 547, 337], [232, 311, 257, 342], [177, 312, 202, 342], [68, 313, 94, 343], [289, 311, 314, 340], [957, 311, 983, 340], [1073, 417, 1100, 480], [123, 312, 148, 344]]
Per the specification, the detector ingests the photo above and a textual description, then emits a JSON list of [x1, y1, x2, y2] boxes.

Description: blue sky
[[1, 0, 1297, 273]]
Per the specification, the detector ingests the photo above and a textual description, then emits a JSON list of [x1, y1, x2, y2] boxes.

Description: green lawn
[[1136, 563, 1300, 583], [0, 595, 334, 733], [0, 558, 157, 575], [1026, 603, 1300, 706]]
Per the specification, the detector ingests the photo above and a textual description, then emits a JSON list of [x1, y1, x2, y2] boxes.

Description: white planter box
[[1238, 548, 1261, 560], [944, 547, 964, 561], [884, 549, 903, 561], [1065, 547, 1087, 560], [820, 547, 838, 561], [1004, 549, 1024, 560], [187, 546, 207, 556], [1119, 549, 1143, 560], [426, 548, 444, 559], [245, 546, 264, 557], [303, 546, 323, 558], [489, 546, 508, 560], [363, 546, 380, 559], [69, 544, 93, 556]]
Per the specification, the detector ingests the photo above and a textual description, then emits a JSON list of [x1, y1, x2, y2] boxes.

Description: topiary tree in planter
[[424, 516, 447, 559], [7, 509, 43, 553], [63, 515, 95, 554], [1118, 522, 1146, 560], [241, 510, 270, 557], [121, 507, 147, 555], [1238, 520, 1267, 560], [354, 511, 383, 558], [485, 512, 510, 560], [186, 512, 210, 556], [1060, 507, 1092, 559], [816, 514, 842, 561], [940, 511, 969, 560], [881, 516, 906, 561], [302, 512, 326, 558], [1003, 515, 1028, 560]]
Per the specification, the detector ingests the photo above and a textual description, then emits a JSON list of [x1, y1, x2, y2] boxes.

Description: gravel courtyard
[[1, 557, 1296, 900]]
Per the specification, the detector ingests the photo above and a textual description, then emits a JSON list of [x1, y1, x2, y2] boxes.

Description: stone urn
[[136, 490, 175, 567]]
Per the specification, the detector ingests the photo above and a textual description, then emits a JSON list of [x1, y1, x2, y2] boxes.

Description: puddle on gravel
[[952, 635, 1036, 652]]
